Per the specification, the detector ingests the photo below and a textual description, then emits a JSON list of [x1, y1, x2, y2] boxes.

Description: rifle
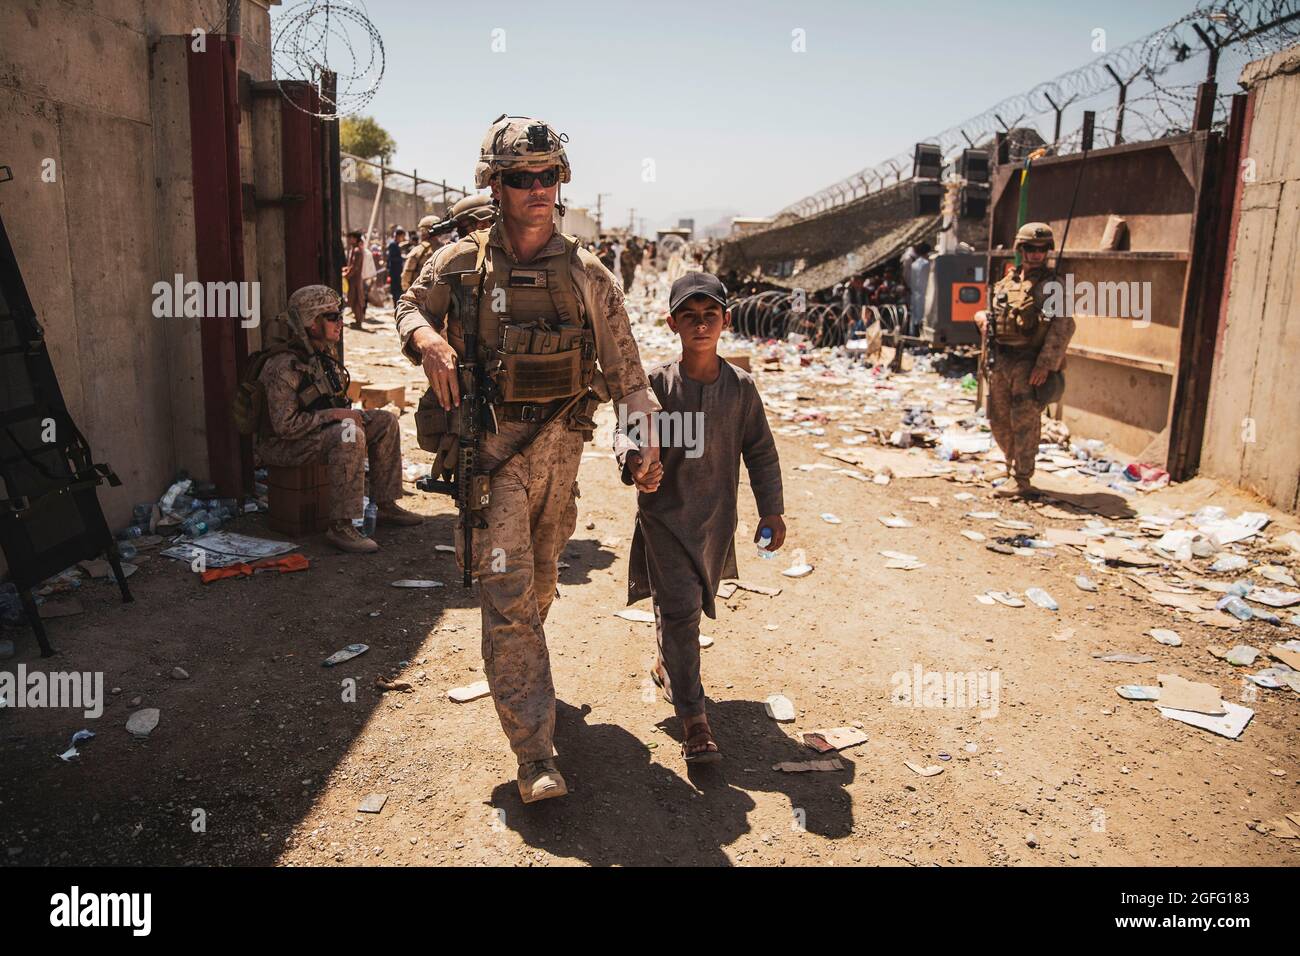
[[285, 307, 351, 411], [415, 268, 497, 587]]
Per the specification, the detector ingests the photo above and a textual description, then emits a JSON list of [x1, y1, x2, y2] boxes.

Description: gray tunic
[[616, 359, 784, 619]]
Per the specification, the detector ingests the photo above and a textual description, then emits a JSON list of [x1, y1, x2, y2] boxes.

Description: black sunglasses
[[319, 312, 343, 323], [500, 167, 560, 189]]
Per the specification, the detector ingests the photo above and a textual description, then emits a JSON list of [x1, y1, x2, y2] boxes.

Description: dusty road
[[2, 301, 1297, 867]]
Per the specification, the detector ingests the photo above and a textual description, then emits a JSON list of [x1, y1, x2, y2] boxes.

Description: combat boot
[[376, 501, 424, 527], [325, 520, 380, 554], [994, 477, 1035, 499], [518, 759, 568, 804]]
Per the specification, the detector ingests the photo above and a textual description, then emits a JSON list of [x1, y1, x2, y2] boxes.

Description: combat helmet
[[474, 115, 571, 189], [288, 284, 343, 326], [1014, 222, 1055, 249], [450, 193, 496, 228], [417, 214, 438, 234]]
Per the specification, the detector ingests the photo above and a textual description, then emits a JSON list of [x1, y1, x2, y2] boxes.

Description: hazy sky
[[273, 0, 1201, 231]]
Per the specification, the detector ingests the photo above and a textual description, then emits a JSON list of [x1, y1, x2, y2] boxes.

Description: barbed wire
[[777, 1, 1300, 219], [271, 0, 386, 120]]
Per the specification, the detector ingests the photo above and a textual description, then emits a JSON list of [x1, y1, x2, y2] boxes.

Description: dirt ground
[[2, 298, 1298, 868]]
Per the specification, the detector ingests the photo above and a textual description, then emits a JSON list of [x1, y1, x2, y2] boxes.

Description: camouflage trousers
[[456, 418, 585, 765], [257, 409, 402, 520], [987, 353, 1042, 480]]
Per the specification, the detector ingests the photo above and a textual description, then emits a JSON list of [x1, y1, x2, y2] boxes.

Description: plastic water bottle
[[118, 543, 138, 561], [182, 510, 210, 538], [362, 500, 378, 538], [116, 525, 144, 540], [756, 527, 774, 559], [1216, 595, 1253, 621]]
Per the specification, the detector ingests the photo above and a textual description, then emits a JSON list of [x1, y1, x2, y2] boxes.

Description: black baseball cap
[[669, 272, 729, 314]]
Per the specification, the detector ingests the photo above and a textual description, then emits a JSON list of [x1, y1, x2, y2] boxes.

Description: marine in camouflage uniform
[[396, 115, 661, 803], [257, 285, 423, 554], [977, 222, 1076, 498], [401, 216, 443, 291]]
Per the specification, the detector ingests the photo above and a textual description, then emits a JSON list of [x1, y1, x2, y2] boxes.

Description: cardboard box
[[360, 384, 406, 409]]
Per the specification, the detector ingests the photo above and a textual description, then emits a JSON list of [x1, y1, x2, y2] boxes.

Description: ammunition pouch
[[491, 325, 595, 404]]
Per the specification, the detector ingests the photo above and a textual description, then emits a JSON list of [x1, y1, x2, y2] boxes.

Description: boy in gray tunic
[[617, 273, 786, 763]]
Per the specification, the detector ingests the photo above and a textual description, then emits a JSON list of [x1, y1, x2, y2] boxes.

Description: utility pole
[[627, 207, 635, 234], [595, 192, 610, 235]]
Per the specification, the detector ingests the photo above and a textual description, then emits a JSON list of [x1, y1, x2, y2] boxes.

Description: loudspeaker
[[913, 143, 943, 181]]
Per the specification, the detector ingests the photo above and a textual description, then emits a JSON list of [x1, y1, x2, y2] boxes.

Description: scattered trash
[[802, 727, 869, 753], [733, 581, 782, 597], [59, 729, 95, 761], [1075, 575, 1098, 592], [1097, 653, 1158, 664], [1245, 587, 1300, 608], [614, 608, 656, 623], [773, 759, 843, 773], [1025, 587, 1058, 611], [904, 761, 944, 777], [38, 598, 85, 619], [1157, 674, 1224, 715], [960, 530, 986, 542], [1224, 645, 1260, 666], [782, 562, 814, 578], [1149, 629, 1182, 647], [1216, 595, 1255, 621], [1259, 565, 1297, 587], [820, 513, 842, 524], [987, 591, 1025, 608], [126, 708, 160, 737], [698, 635, 714, 648], [1209, 554, 1250, 573], [1116, 685, 1160, 701], [323, 644, 369, 667], [764, 694, 796, 722], [1268, 642, 1300, 671], [171, 667, 190, 680], [357, 793, 388, 814], [1157, 699, 1253, 739], [878, 514, 914, 529], [448, 680, 491, 703], [162, 531, 298, 569], [390, 579, 444, 588]]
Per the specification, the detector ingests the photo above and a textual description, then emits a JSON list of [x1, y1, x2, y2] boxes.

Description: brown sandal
[[682, 717, 721, 764]]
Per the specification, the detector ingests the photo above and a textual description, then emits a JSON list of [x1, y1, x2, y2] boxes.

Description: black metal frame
[[0, 185, 132, 656]]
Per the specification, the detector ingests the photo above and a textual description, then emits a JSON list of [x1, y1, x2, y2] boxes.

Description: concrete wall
[[0, 0, 276, 531], [1200, 44, 1300, 513], [341, 177, 440, 239]]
